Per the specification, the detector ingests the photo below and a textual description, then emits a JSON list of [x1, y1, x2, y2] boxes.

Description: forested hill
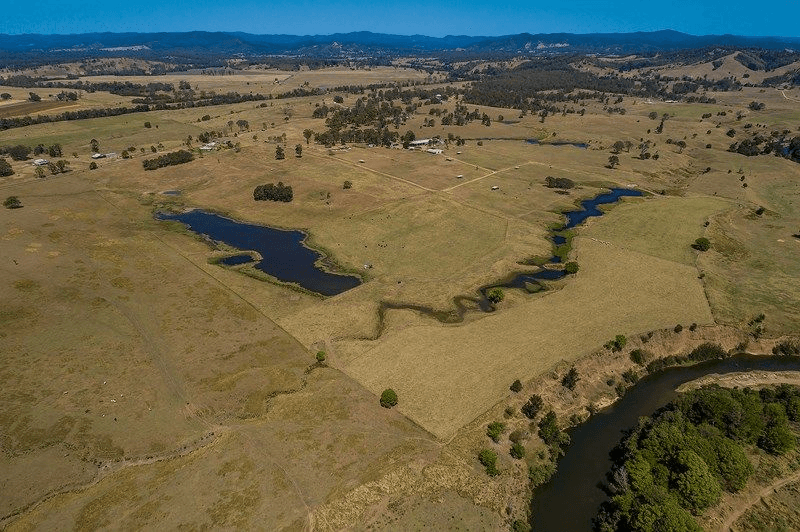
[[1, 30, 799, 61]]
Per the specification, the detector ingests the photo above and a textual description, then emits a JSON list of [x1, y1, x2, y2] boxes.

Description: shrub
[[564, 261, 580, 274], [487, 287, 504, 304], [144, 121, 151, 128], [773, 340, 800, 356], [315, 351, 326, 363], [511, 519, 531, 532], [630, 349, 648, 365], [380, 389, 398, 408], [4, 195, 22, 209], [0, 158, 13, 176], [605, 335, 627, 352], [504, 406, 516, 418], [478, 449, 500, 476], [674, 324, 684, 333], [521, 394, 544, 420], [510, 443, 526, 459], [689, 323, 698, 331], [509, 429, 528, 444], [561, 367, 580, 390], [687, 342, 727, 361], [487, 421, 506, 442], [622, 369, 639, 384], [342, 180, 352, 189], [89, 161, 98, 170], [510, 379, 523, 393]]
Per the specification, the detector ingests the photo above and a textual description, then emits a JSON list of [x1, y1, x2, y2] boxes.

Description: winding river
[[530, 354, 800, 531]]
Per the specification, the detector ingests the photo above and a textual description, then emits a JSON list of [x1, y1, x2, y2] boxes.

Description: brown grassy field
[[2, 64, 800, 529]]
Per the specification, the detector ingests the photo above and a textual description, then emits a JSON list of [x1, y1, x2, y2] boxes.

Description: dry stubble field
[[1, 67, 799, 528]]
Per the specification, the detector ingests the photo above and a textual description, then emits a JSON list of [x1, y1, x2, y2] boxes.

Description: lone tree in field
[[380, 389, 398, 408], [90, 139, 100, 153], [487, 287, 504, 304], [295, 144, 302, 157], [607, 155, 620, 169], [611, 140, 626, 154], [303, 129, 314, 144], [275, 145, 285, 160], [564, 261, 580, 274], [316, 351, 326, 363], [692, 237, 711, 251], [510, 379, 523, 393]]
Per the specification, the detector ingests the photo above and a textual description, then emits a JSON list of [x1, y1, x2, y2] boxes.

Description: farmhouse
[[426, 148, 443, 155]]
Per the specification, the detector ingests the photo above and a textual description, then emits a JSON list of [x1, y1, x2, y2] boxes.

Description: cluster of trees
[[728, 133, 800, 164], [142, 150, 194, 171], [594, 384, 800, 531], [33, 143, 62, 157], [545, 176, 575, 189], [0, 144, 32, 160], [253, 182, 293, 202]]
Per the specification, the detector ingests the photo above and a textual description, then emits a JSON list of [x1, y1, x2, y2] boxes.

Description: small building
[[456, 174, 464, 179], [32, 159, 49, 166], [491, 185, 500, 190], [426, 148, 443, 155], [91, 153, 106, 159], [409, 139, 431, 147]]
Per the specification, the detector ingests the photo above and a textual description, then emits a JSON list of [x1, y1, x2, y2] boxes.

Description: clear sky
[[1, 0, 798, 38]]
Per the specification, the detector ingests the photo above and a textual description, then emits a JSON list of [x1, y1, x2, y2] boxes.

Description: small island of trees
[[253, 182, 293, 202]]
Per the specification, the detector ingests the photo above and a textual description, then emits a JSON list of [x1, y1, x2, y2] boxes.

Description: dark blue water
[[156, 210, 362, 296], [500, 188, 642, 287], [526, 139, 589, 149], [530, 354, 800, 531], [220, 254, 254, 266]]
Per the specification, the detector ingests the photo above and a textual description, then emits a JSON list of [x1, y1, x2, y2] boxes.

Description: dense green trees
[[692, 237, 710, 251], [142, 150, 194, 170], [522, 394, 544, 419], [595, 384, 800, 531], [253, 182, 293, 202], [487, 287, 504, 304], [380, 388, 398, 408]]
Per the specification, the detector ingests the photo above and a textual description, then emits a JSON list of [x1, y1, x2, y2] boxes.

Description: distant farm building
[[426, 148, 443, 155], [408, 139, 431, 147], [32, 159, 48, 166], [91, 153, 106, 159]]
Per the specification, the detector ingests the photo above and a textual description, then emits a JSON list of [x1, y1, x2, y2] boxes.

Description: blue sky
[[1, 0, 798, 37]]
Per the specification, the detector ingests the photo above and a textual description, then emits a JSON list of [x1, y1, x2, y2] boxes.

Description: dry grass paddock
[[2, 63, 800, 529]]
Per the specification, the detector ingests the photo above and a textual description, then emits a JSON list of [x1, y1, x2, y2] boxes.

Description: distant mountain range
[[1, 30, 799, 60]]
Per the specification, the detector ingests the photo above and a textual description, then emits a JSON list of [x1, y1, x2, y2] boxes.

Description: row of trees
[[142, 150, 194, 171]]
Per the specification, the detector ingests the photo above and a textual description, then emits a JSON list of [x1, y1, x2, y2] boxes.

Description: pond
[[156, 210, 362, 296], [530, 354, 800, 531]]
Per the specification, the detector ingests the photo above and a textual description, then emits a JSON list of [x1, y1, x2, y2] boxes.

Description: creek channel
[[530, 354, 800, 531]]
